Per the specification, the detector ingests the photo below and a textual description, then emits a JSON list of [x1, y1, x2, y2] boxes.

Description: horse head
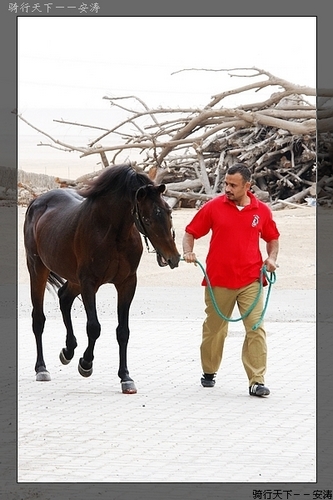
[[133, 184, 180, 269]]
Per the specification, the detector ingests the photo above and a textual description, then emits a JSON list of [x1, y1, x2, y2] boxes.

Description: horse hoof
[[121, 380, 137, 394], [59, 348, 71, 365], [36, 370, 51, 382], [78, 359, 93, 378]]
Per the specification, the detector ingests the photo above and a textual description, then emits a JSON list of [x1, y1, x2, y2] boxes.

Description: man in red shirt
[[182, 163, 279, 396]]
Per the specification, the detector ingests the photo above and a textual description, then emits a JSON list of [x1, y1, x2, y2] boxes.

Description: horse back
[[23, 187, 142, 287], [25, 188, 82, 235]]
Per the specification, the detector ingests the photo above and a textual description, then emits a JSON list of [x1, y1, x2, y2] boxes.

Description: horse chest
[[81, 244, 139, 286]]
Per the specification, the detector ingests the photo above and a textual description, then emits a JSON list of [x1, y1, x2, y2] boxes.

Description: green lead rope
[[181, 259, 276, 330]]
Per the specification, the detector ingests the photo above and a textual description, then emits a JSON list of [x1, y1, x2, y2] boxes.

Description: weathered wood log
[[164, 188, 213, 202], [275, 199, 310, 209], [164, 179, 203, 191], [54, 177, 77, 188], [271, 186, 314, 210]]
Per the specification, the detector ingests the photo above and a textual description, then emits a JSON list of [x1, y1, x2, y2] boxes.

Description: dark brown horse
[[23, 164, 180, 393]]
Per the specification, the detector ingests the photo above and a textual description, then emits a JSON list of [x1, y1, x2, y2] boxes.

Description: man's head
[[224, 163, 252, 205]]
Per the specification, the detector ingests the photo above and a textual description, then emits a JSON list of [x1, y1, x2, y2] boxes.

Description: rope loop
[[181, 259, 276, 330]]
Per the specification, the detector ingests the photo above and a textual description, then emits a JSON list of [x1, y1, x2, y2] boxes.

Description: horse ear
[[158, 184, 166, 194], [136, 186, 147, 201]]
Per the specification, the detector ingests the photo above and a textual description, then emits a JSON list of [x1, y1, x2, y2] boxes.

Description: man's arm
[[182, 232, 197, 263], [264, 239, 279, 272]]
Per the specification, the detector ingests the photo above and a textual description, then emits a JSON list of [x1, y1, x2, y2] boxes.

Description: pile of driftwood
[[317, 93, 333, 207], [18, 68, 317, 209], [156, 120, 316, 210], [0, 166, 16, 204], [18, 170, 59, 206]]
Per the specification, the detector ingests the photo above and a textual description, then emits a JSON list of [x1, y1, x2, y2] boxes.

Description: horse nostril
[[168, 256, 180, 269]]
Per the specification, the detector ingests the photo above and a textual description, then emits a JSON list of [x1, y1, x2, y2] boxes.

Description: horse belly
[[38, 243, 79, 283], [34, 211, 79, 282]]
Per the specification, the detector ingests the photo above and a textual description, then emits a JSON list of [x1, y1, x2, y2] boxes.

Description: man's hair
[[227, 163, 251, 183]]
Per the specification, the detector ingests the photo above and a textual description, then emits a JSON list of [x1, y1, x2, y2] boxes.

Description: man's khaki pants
[[201, 281, 267, 386]]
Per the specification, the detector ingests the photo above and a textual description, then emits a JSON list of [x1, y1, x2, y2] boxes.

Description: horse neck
[[83, 195, 134, 232]]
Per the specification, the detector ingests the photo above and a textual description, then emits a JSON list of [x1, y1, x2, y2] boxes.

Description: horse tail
[[47, 271, 66, 292]]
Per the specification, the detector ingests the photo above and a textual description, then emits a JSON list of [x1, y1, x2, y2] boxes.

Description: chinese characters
[[8, 2, 101, 13]]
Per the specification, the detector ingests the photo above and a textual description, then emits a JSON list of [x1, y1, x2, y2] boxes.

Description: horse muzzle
[[156, 252, 180, 269]]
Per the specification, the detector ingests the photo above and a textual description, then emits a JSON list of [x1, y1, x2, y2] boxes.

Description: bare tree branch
[[18, 68, 318, 207]]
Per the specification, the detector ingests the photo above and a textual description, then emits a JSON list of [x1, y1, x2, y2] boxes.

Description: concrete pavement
[[17, 284, 316, 483]]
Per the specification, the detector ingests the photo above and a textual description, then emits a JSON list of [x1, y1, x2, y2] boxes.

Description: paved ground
[[18, 283, 316, 483]]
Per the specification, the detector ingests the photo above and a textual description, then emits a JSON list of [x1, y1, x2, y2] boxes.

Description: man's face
[[224, 173, 251, 204]]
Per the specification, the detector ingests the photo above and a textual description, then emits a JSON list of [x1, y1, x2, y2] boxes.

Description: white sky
[[17, 16, 316, 176], [18, 16, 316, 111]]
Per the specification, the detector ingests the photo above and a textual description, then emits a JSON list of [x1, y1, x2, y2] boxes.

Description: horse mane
[[78, 164, 153, 200]]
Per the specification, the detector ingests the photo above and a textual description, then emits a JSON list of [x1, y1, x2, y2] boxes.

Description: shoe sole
[[201, 379, 215, 388], [249, 389, 270, 397]]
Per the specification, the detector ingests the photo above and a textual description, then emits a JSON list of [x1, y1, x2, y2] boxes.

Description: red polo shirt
[[185, 192, 280, 289]]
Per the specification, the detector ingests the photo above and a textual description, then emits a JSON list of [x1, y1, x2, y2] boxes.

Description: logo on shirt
[[252, 215, 260, 227]]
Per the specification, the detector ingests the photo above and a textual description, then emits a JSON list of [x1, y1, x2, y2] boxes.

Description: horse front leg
[[115, 276, 137, 394], [78, 282, 100, 378]]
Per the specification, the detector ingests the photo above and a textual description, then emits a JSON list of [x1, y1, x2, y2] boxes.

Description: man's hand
[[264, 257, 278, 273], [183, 251, 197, 264]]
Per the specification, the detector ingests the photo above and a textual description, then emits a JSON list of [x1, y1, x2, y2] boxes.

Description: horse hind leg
[[28, 262, 51, 381], [58, 281, 80, 366]]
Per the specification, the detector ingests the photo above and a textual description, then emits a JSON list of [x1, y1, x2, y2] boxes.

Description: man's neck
[[234, 194, 250, 207]]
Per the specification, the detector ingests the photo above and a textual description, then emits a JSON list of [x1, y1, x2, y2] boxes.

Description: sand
[[15, 204, 315, 290]]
